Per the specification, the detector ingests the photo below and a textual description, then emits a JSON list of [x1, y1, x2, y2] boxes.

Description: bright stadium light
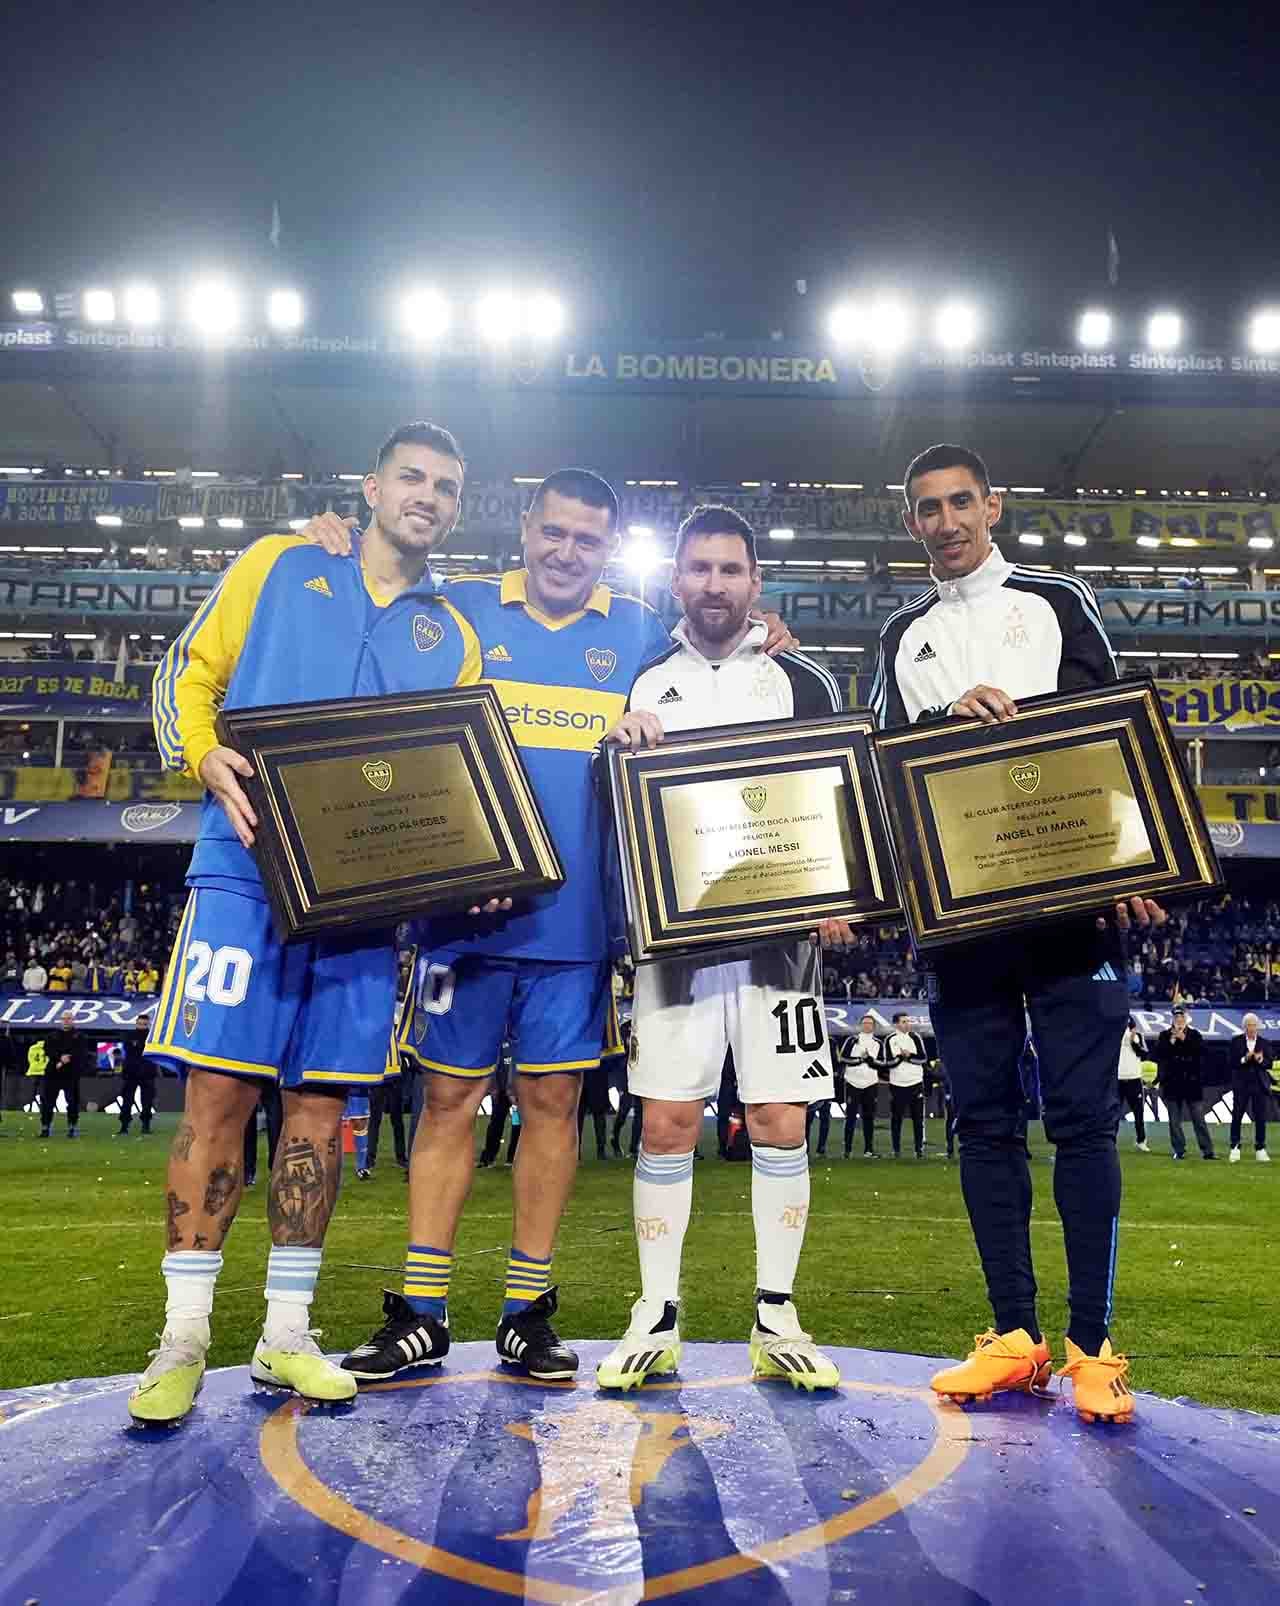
[[1248, 308, 1280, 354], [188, 279, 239, 335], [526, 292, 565, 339], [217, 517, 244, 530], [1018, 532, 1045, 547], [82, 289, 115, 323], [12, 290, 44, 316], [267, 288, 304, 331], [1077, 308, 1112, 348], [768, 527, 796, 541], [623, 534, 661, 578], [1147, 310, 1182, 350], [123, 284, 162, 325], [1063, 532, 1088, 547], [476, 291, 520, 343], [827, 302, 864, 343], [1136, 535, 1162, 548], [1248, 535, 1276, 550], [95, 515, 123, 529], [866, 296, 913, 354], [400, 287, 450, 340], [178, 516, 205, 530], [934, 300, 979, 350]]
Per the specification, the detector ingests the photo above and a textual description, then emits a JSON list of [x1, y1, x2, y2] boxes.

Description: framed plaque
[[605, 712, 901, 961], [870, 678, 1222, 950], [216, 685, 563, 941]]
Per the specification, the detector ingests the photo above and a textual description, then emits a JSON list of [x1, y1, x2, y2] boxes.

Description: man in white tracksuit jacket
[[597, 504, 848, 1394], [870, 442, 1161, 1424]]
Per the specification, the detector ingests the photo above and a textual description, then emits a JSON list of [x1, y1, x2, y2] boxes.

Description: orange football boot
[[931, 1328, 1053, 1404], [1057, 1338, 1136, 1424]]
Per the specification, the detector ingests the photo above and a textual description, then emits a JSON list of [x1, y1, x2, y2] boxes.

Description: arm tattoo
[[202, 1163, 240, 1215], [166, 1191, 191, 1249], [172, 1122, 197, 1162], [268, 1136, 339, 1246]]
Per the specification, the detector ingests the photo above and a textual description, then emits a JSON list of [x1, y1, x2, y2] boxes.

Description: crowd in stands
[[0, 877, 181, 997]]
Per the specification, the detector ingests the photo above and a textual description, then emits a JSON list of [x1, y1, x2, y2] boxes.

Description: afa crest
[[413, 614, 444, 653], [362, 761, 394, 793], [585, 647, 617, 683], [741, 784, 767, 815], [1009, 762, 1041, 795]]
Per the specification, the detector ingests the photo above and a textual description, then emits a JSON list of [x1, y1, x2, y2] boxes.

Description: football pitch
[[1, 1112, 1274, 1413]]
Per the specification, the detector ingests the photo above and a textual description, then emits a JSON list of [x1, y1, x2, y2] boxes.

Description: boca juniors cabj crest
[[413, 614, 444, 652], [1009, 762, 1041, 795], [742, 784, 767, 815], [585, 647, 617, 683], [362, 761, 394, 793]]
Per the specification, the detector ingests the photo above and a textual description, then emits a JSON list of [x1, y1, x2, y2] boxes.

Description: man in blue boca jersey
[[303, 474, 797, 1380], [127, 422, 501, 1427]]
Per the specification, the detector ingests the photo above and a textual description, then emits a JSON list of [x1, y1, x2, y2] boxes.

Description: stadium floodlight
[[217, 517, 244, 530], [82, 289, 115, 323], [934, 300, 979, 350], [623, 534, 661, 578], [1017, 532, 1045, 547], [1063, 532, 1088, 547], [1248, 308, 1280, 354], [178, 516, 205, 530], [476, 291, 520, 343], [1146, 310, 1182, 351], [95, 515, 123, 528], [1136, 535, 1161, 548], [866, 296, 912, 355], [768, 527, 796, 541], [1077, 308, 1112, 348], [526, 292, 565, 340], [267, 289, 304, 331], [12, 290, 44, 316], [1248, 535, 1276, 550], [123, 284, 162, 325], [400, 287, 450, 340], [188, 279, 239, 335], [826, 302, 864, 343]]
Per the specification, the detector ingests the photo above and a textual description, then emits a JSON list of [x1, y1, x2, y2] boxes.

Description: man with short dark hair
[[40, 1010, 88, 1137], [870, 442, 1158, 1425], [116, 1014, 156, 1136], [885, 1011, 927, 1158], [1154, 1007, 1214, 1161], [836, 1011, 883, 1158]]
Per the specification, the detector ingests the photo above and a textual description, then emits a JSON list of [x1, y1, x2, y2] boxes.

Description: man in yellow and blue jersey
[[127, 422, 485, 1426]]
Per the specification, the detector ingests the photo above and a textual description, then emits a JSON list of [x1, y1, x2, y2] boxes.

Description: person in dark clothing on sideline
[[837, 1013, 882, 1157], [805, 1086, 833, 1157], [243, 1082, 284, 1185], [1153, 1007, 1215, 1161], [369, 1069, 409, 1170], [578, 1063, 612, 1160], [885, 1013, 927, 1158], [1229, 1012, 1271, 1163], [478, 1045, 517, 1167], [116, 1017, 157, 1135], [1116, 1018, 1150, 1151], [40, 1011, 89, 1137], [713, 1049, 737, 1159]]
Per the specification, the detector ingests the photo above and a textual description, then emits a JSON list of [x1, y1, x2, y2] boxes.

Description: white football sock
[[161, 1249, 222, 1345], [751, 1144, 810, 1296], [633, 1147, 694, 1309], [263, 1246, 323, 1344]]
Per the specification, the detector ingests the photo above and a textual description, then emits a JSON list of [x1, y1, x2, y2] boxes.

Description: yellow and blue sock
[[502, 1247, 551, 1316], [403, 1243, 451, 1321]]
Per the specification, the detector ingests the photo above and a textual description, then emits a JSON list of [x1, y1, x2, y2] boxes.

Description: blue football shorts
[[145, 885, 397, 1089], [402, 951, 612, 1080]]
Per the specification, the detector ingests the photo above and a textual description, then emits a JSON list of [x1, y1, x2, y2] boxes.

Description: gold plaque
[[872, 679, 1222, 950], [605, 712, 900, 961], [216, 686, 563, 941]]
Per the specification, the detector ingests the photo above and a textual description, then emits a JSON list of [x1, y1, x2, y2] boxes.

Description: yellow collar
[[500, 567, 612, 628]]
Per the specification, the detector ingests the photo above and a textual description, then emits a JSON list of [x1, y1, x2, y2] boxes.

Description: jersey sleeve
[[869, 630, 909, 729], [441, 599, 483, 685], [1056, 579, 1118, 690], [779, 650, 841, 717], [153, 535, 302, 779]]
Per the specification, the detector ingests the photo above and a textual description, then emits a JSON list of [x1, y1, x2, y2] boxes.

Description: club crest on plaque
[[741, 784, 767, 815], [362, 760, 394, 793], [585, 647, 617, 683], [1009, 762, 1041, 795]]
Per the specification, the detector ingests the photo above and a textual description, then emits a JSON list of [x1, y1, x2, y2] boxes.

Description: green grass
[[1, 1112, 1276, 1413]]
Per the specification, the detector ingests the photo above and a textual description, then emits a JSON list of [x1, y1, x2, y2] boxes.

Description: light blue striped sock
[[263, 1246, 323, 1342], [162, 1249, 223, 1330], [633, 1147, 695, 1308], [751, 1143, 810, 1298]]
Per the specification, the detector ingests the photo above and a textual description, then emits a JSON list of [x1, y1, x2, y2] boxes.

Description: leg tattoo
[[166, 1190, 191, 1249], [202, 1163, 240, 1215], [269, 1136, 339, 1246]]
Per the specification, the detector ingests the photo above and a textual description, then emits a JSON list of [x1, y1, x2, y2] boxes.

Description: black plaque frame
[[216, 685, 562, 941], [870, 678, 1222, 950], [605, 711, 901, 961]]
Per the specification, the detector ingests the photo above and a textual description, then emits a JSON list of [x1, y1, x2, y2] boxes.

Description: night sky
[[4, 1, 1278, 345]]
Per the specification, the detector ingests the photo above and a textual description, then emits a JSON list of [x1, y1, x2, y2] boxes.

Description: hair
[[373, 421, 466, 475], [674, 503, 758, 569], [902, 442, 992, 507], [527, 468, 619, 532], [894, 1011, 909, 1025]]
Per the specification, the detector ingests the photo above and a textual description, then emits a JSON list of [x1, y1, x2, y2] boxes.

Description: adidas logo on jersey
[[913, 640, 936, 663], [304, 575, 333, 598], [485, 644, 513, 663], [657, 686, 682, 704], [801, 1060, 826, 1080]]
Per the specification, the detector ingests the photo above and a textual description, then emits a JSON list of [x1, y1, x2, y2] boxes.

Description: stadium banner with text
[[0, 799, 198, 841], [0, 480, 158, 527], [0, 766, 200, 802], [1009, 499, 1279, 547], [818, 1002, 1277, 1041], [0, 992, 162, 1030], [1157, 678, 1280, 733], [0, 568, 215, 617], [6, 323, 1280, 399], [1198, 785, 1280, 824], [0, 658, 155, 716]]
